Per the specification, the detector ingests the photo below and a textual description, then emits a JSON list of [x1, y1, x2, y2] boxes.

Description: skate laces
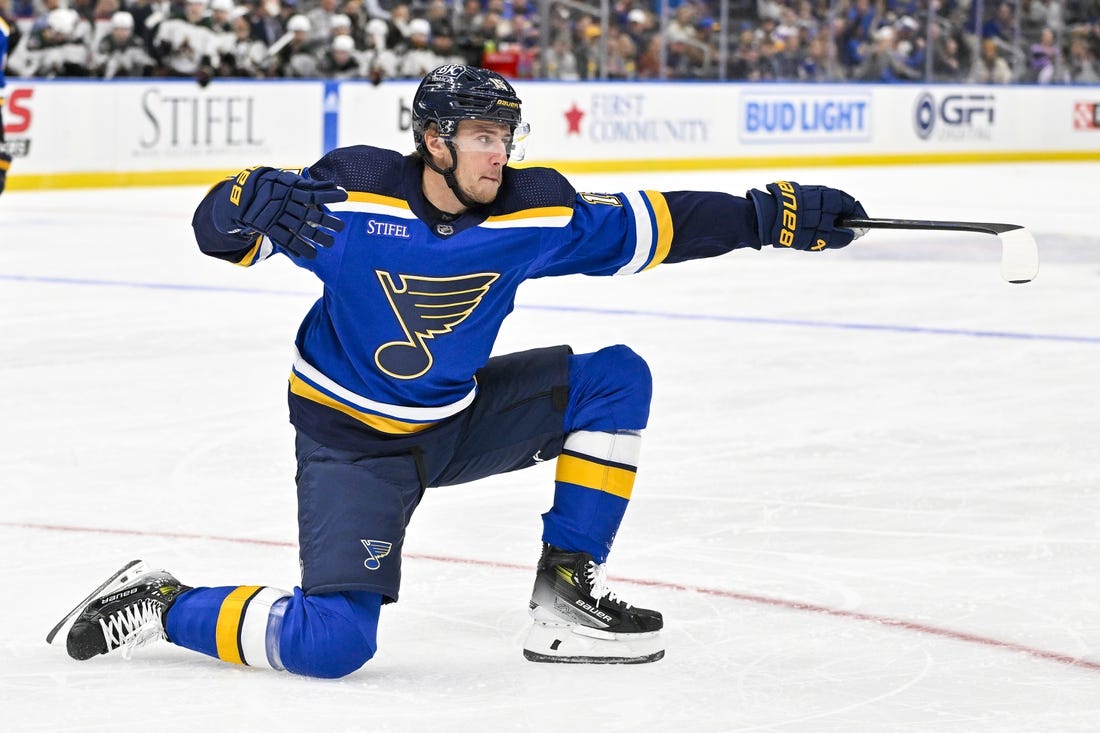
[[585, 562, 632, 610], [98, 598, 165, 659]]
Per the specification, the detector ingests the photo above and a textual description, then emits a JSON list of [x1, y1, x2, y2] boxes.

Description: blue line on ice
[[4, 273, 1097, 345]]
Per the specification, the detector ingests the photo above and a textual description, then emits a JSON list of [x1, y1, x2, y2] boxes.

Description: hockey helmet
[[411, 65, 525, 160]]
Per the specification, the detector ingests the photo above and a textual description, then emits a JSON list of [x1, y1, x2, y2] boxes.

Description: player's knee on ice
[[279, 589, 382, 679], [566, 345, 653, 433]]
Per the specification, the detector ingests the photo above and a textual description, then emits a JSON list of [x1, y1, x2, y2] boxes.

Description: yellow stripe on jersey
[[344, 191, 413, 210], [289, 373, 437, 434], [555, 454, 636, 500], [0, 157, 9, 173], [642, 191, 674, 270], [484, 206, 573, 224], [215, 586, 264, 665]]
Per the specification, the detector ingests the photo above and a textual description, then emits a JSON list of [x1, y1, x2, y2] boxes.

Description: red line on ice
[[8, 519, 1099, 673]]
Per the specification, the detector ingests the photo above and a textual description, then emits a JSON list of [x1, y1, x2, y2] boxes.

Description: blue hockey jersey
[[192, 146, 763, 446]]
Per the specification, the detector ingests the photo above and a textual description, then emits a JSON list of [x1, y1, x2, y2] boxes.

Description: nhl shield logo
[[361, 539, 393, 571]]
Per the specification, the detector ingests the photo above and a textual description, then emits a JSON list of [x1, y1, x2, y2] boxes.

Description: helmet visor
[[442, 122, 531, 162]]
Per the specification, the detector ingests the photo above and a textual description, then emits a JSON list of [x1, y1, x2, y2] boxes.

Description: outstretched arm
[[662, 181, 868, 263]]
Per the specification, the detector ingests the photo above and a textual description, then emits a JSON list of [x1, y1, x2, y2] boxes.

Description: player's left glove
[[748, 180, 867, 251], [211, 166, 348, 260], [0, 151, 12, 196]]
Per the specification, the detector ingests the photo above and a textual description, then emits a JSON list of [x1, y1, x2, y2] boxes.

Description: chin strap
[[423, 140, 480, 211]]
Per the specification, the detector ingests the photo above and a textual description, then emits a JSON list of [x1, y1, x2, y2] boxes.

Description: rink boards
[[3, 78, 1100, 189]]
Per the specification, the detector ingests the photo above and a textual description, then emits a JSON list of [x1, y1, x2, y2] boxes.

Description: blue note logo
[[375, 271, 499, 379], [361, 539, 393, 571]]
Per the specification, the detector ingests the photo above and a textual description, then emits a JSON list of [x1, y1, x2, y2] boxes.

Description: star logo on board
[[564, 103, 585, 135]]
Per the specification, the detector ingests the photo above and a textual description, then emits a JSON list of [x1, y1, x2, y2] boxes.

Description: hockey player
[[0, 12, 10, 195], [51, 65, 868, 676]]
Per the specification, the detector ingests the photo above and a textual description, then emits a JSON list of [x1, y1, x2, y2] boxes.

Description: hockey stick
[[841, 217, 1039, 284], [45, 559, 148, 645]]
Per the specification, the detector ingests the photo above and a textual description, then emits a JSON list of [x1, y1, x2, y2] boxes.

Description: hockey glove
[[748, 181, 867, 251], [0, 151, 11, 196], [211, 166, 347, 260]]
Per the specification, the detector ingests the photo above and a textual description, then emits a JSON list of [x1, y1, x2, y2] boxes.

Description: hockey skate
[[524, 544, 664, 664], [47, 560, 191, 661]]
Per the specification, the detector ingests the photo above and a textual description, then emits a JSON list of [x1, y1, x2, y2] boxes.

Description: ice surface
[[2, 163, 1099, 732]]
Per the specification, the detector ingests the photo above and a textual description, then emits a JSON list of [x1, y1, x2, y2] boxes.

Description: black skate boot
[[47, 560, 191, 661], [524, 543, 664, 664]]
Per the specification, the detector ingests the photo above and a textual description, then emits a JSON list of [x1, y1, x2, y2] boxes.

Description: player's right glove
[[748, 180, 867, 251], [210, 166, 348, 260]]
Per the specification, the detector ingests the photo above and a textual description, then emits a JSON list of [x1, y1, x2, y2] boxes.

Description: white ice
[[1, 162, 1098, 732]]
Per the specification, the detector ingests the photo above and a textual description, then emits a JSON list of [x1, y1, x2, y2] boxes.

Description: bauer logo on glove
[[212, 166, 348, 260], [748, 180, 867, 251]]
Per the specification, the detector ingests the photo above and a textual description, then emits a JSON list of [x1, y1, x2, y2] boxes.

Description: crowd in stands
[[1, 0, 1099, 82]]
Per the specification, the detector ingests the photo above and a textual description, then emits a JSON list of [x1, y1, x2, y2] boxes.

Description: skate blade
[[522, 621, 664, 665], [46, 560, 149, 646]]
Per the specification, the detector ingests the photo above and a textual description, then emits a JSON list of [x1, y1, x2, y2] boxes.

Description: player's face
[[446, 120, 512, 205]]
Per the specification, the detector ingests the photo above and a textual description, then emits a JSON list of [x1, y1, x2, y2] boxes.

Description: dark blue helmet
[[411, 65, 523, 156]]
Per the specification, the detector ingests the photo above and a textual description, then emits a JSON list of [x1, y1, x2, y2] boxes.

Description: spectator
[[773, 29, 806, 78], [624, 7, 653, 50], [93, 10, 154, 77], [930, 24, 967, 80], [153, 0, 217, 77], [212, 9, 270, 77], [362, 16, 399, 79], [330, 12, 354, 39], [1066, 33, 1100, 81], [317, 32, 362, 77], [1029, 26, 1070, 81], [542, 32, 580, 79], [396, 16, 439, 77], [208, 0, 235, 32], [8, 7, 92, 77], [853, 25, 921, 80], [251, 0, 287, 47], [606, 27, 637, 78], [91, 0, 120, 25], [969, 36, 1014, 81], [425, 0, 453, 37], [799, 32, 836, 80], [387, 3, 412, 47], [726, 26, 765, 79], [307, 0, 340, 42], [270, 13, 322, 76], [666, 3, 698, 43]]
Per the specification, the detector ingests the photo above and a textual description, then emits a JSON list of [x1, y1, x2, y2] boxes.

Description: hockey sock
[[542, 430, 641, 563], [164, 585, 292, 669], [164, 586, 382, 678]]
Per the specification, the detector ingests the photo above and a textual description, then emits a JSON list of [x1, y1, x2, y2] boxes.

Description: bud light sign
[[739, 93, 871, 144]]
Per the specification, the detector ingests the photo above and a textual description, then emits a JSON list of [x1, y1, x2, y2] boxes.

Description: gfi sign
[[914, 92, 995, 141]]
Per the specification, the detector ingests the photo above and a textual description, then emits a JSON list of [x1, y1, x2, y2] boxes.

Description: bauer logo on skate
[[738, 92, 871, 144], [360, 540, 392, 570]]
